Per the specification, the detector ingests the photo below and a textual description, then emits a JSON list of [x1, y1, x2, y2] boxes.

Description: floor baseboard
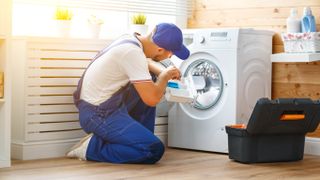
[[305, 137, 320, 156], [11, 139, 80, 160], [11, 133, 168, 160], [0, 159, 10, 168]]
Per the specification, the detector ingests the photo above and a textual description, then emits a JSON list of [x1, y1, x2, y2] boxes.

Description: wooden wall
[[188, 0, 320, 137]]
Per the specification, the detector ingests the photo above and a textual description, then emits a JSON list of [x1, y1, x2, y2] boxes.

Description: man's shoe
[[66, 133, 93, 160]]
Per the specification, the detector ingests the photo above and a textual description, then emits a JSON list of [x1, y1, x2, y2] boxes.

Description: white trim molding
[[11, 139, 81, 160], [305, 137, 320, 156]]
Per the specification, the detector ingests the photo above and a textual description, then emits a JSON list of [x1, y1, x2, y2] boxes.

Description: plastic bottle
[[301, 7, 316, 32], [286, 8, 301, 33]]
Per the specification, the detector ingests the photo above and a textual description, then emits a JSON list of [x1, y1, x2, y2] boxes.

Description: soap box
[[226, 98, 320, 163]]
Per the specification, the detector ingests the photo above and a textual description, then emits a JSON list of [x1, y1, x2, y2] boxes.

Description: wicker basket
[[281, 32, 320, 53]]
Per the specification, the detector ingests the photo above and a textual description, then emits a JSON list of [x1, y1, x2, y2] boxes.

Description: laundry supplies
[[165, 77, 196, 103], [301, 7, 316, 33], [286, 8, 301, 33], [281, 32, 320, 53]]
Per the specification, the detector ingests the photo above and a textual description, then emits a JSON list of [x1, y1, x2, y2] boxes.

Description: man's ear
[[157, 47, 165, 53]]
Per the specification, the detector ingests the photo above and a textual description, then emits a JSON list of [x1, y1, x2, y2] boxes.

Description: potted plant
[[87, 15, 104, 39], [130, 13, 148, 35], [54, 7, 73, 37]]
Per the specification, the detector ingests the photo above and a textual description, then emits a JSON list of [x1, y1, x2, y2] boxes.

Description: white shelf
[[271, 53, 320, 62]]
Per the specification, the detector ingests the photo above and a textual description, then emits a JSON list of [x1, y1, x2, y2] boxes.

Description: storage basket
[[281, 32, 320, 53]]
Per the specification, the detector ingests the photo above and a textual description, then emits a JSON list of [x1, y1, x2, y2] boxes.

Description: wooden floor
[[1, 148, 320, 180]]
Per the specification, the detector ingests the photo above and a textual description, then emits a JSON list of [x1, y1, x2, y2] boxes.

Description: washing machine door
[[178, 51, 224, 119], [185, 59, 223, 110]]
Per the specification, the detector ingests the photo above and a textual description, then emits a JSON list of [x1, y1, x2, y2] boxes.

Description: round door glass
[[184, 59, 223, 110]]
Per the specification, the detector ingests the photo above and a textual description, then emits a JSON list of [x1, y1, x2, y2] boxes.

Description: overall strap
[[73, 39, 141, 107], [88, 39, 140, 75]]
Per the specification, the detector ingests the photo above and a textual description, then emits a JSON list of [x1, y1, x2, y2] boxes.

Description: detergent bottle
[[286, 8, 301, 33], [301, 7, 316, 32]]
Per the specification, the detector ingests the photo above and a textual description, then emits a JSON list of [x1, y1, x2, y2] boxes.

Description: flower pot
[[88, 24, 102, 39], [56, 20, 72, 37], [130, 24, 148, 35]]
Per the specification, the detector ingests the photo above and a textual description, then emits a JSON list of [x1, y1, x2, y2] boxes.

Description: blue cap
[[152, 23, 190, 60]]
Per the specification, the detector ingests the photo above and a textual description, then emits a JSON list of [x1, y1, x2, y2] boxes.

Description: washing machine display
[[184, 59, 223, 110]]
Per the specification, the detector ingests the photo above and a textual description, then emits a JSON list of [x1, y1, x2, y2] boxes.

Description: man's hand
[[158, 65, 181, 81], [133, 66, 181, 107]]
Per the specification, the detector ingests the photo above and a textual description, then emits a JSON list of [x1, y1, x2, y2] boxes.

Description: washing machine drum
[[184, 59, 223, 110]]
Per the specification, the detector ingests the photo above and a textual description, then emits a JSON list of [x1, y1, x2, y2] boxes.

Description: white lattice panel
[[24, 38, 108, 142]]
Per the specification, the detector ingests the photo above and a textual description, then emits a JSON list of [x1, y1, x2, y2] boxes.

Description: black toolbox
[[226, 98, 320, 163]]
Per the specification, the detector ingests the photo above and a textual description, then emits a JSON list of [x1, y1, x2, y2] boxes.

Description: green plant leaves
[[132, 13, 146, 24]]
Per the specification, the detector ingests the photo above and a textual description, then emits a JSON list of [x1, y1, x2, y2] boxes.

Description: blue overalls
[[73, 39, 165, 164]]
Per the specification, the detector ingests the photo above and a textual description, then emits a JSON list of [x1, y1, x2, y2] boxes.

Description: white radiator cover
[[11, 37, 168, 160]]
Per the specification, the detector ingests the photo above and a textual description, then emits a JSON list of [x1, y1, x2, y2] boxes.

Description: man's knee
[[144, 140, 165, 164]]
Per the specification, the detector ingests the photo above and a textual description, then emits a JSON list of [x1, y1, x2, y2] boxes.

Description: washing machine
[[168, 28, 274, 153]]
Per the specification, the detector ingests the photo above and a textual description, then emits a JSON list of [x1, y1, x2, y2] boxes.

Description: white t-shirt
[[80, 35, 152, 105]]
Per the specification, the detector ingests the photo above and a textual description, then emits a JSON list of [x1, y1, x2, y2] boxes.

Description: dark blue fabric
[[73, 39, 164, 164]]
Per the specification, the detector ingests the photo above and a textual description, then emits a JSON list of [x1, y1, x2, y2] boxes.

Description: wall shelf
[[271, 53, 320, 62]]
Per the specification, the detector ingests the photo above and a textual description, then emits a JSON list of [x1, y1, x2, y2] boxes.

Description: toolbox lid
[[246, 98, 320, 135]]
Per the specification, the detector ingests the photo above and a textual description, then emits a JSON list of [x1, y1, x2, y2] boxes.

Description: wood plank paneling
[[189, 0, 320, 137], [308, 126, 320, 137], [272, 82, 320, 99], [272, 62, 320, 84], [194, 0, 320, 9]]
